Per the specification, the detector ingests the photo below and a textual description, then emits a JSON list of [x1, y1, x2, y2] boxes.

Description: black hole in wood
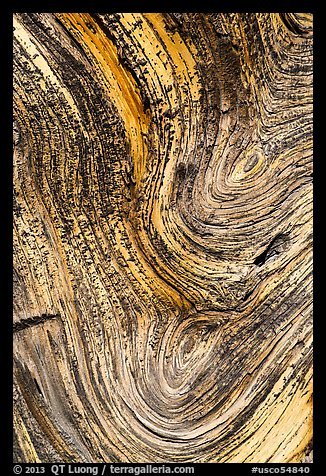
[[254, 234, 288, 267], [243, 288, 254, 301], [254, 248, 269, 267], [33, 378, 43, 397]]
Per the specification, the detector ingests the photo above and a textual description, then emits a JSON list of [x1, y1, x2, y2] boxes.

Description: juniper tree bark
[[13, 13, 313, 463]]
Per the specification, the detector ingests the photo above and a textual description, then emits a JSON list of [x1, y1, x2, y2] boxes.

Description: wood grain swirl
[[13, 13, 313, 463]]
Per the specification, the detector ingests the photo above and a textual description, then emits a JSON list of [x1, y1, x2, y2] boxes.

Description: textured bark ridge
[[13, 13, 313, 463]]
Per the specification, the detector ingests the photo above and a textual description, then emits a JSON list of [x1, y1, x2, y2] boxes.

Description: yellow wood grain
[[13, 13, 313, 463]]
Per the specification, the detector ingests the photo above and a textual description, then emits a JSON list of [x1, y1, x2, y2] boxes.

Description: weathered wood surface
[[13, 13, 313, 463]]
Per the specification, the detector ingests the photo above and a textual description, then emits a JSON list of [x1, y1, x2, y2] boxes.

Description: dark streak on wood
[[13, 314, 60, 333]]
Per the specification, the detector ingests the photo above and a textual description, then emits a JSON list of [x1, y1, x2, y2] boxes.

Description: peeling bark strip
[[13, 13, 313, 463]]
